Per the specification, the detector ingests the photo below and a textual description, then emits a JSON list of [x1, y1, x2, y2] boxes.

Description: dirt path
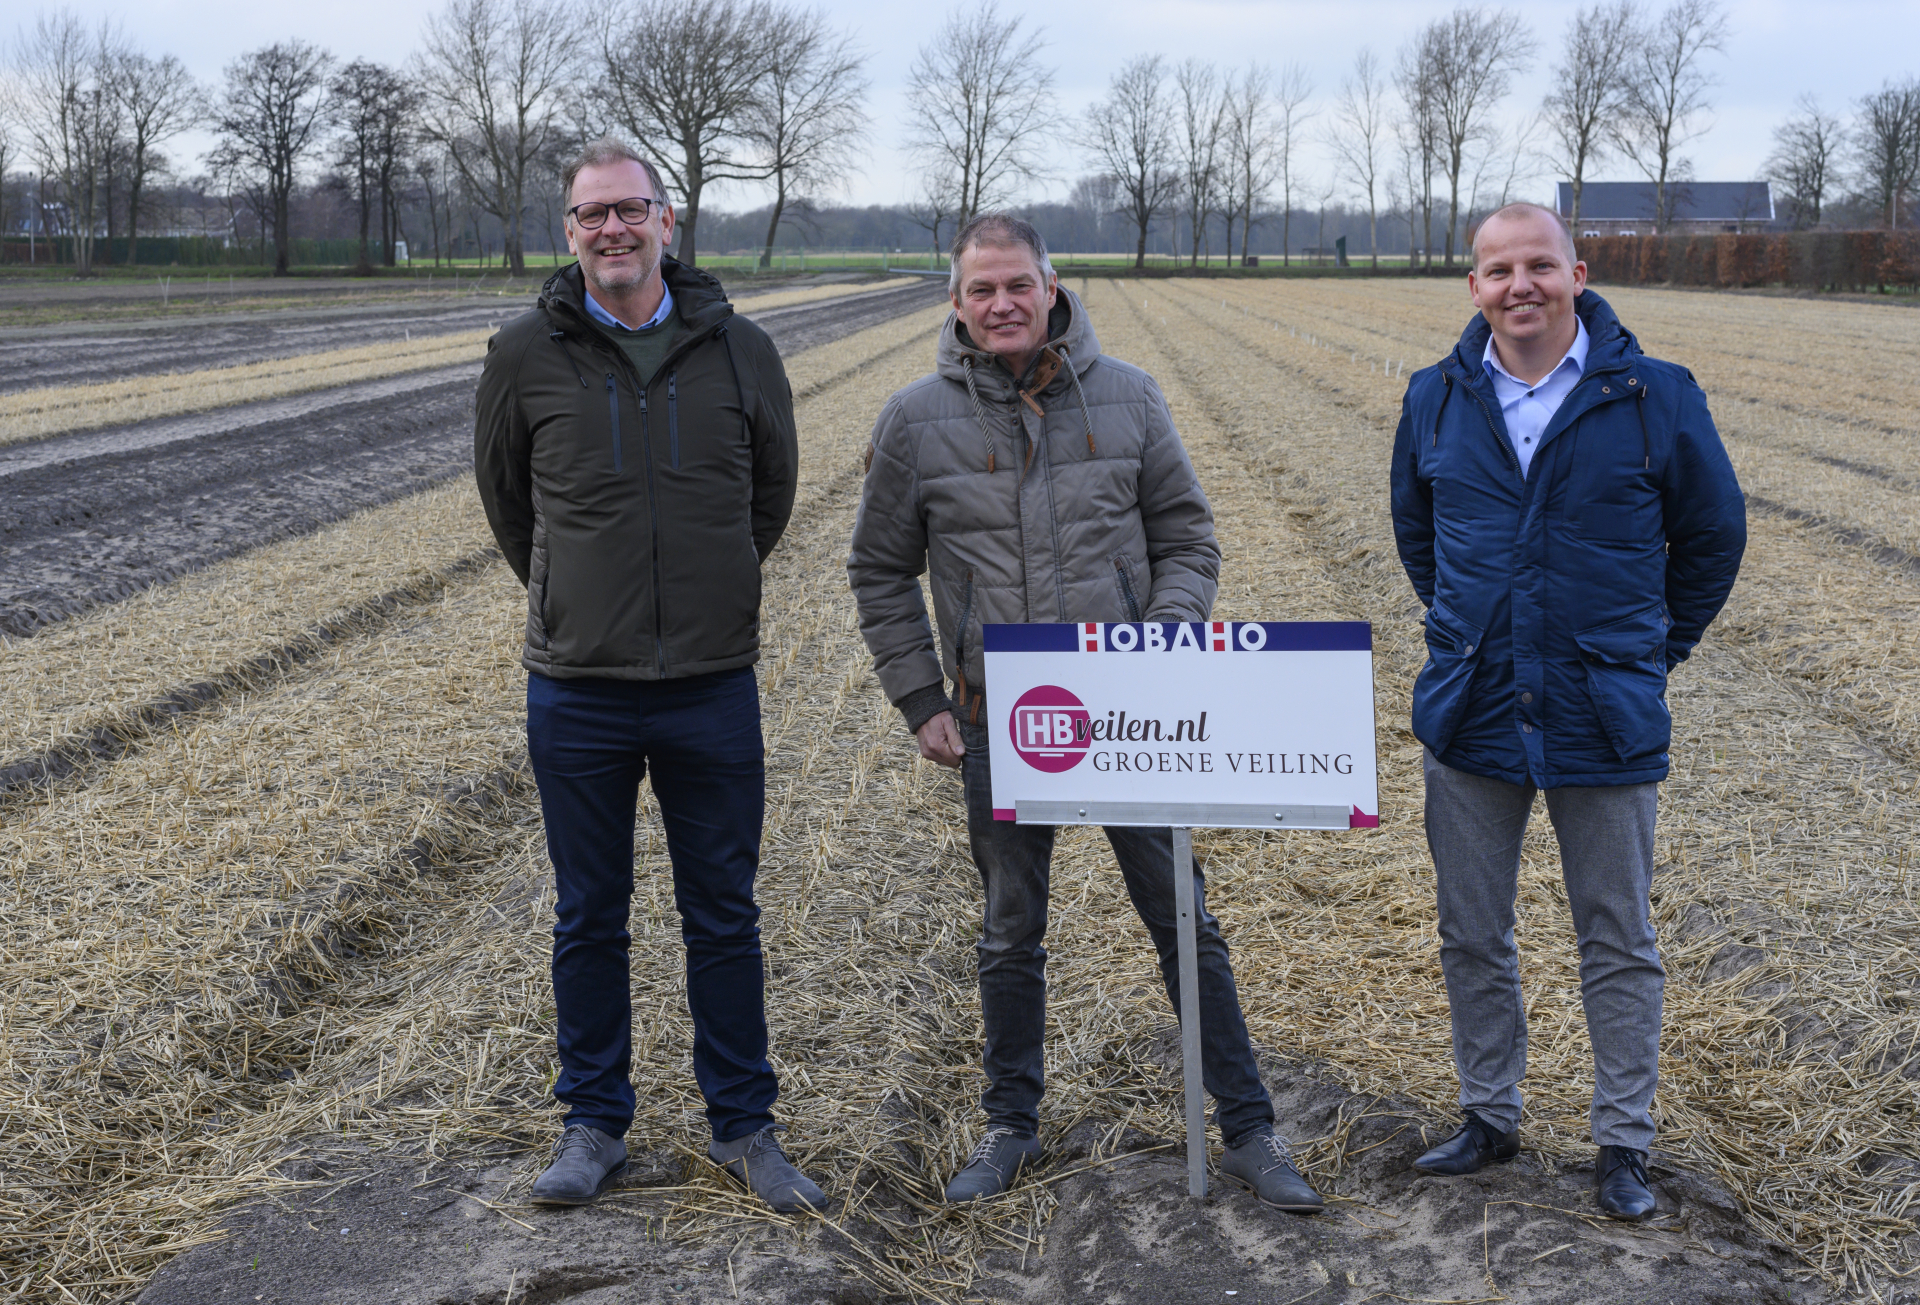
[[0, 280, 949, 637]]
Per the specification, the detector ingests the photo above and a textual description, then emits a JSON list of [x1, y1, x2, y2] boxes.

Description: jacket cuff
[[893, 682, 955, 735]]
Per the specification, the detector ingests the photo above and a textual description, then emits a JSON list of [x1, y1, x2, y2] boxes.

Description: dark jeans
[[957, 719, 1277, 1144], [526, 667, 776, 1144]]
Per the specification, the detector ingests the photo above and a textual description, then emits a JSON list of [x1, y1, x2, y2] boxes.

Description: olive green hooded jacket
[[475, 258, 798, 680]]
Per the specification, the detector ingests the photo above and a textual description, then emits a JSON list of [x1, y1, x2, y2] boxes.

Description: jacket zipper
[[667, 369, 680, 469], [1114, 559, 1142, 621], [635, 380, 666, 673], [605, 374, 621, 472]]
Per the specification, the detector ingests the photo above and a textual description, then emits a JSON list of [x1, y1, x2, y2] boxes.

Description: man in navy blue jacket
[[1389, 203, 1745, 1221]]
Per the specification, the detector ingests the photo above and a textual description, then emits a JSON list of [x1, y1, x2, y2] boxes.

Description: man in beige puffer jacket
[[847, 215, 1321, 1212]]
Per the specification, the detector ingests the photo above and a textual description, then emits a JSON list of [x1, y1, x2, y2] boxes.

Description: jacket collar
[[936, 286, 1103, 398], [1443, 288, 1640, 386], [540, 256, 734, 342]]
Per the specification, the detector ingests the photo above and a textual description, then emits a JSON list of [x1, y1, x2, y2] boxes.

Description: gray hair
[[1471, 201, 1578, 271], [948, 213, 1055, 296], [562, 137, 670, 212]]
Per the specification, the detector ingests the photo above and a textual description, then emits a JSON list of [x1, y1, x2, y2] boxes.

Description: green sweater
[[610, 302, 684, 388]]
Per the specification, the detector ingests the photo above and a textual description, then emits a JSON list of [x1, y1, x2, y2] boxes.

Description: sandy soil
[[136, 1051, 1826, 1305]]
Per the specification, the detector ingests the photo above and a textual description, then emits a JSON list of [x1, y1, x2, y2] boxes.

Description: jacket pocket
[[1112, 555, 1143, 621], [1411, 599, 1484, 756], [1575, 601, 1672, 761]]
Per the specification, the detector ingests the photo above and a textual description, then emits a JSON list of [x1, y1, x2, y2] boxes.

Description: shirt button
[[1522, 723, 1533, 733], [1521, 692, 1533, 703]]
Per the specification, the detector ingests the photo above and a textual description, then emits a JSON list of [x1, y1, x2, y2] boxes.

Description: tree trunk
[[1369, 203, 1378, 268], [760, 171, 788, 270], [126, 178, 144, 266], [1135, 216, 1148, 270], [274, 189, 292, 276]]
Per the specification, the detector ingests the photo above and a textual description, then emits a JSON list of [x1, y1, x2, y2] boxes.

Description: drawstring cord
[[1057, 344, 1098, 455], [962, 356, 998, 474], [549, 331, 589, 388]]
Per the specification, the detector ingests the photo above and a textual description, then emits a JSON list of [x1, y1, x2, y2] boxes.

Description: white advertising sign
[[982, 620, 1379, 830]]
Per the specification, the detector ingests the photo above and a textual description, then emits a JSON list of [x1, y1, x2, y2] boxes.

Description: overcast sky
[[22, 0, 1919, 213]]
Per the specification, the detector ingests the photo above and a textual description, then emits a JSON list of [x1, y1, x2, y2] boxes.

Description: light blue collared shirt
[[1481, 316, 1589, 478], [583, 281, 674, 332]]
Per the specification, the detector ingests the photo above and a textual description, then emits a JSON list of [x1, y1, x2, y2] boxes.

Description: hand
[[916, 710, 966, 768]]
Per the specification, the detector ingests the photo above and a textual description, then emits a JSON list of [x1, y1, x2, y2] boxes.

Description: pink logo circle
[[1008, 685, 1092, 772]]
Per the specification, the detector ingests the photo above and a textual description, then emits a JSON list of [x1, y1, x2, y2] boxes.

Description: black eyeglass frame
[[567, 196, 664, 229]]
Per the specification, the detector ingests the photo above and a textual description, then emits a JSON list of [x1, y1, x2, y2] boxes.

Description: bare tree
[[597, 0, 788, 267], [5, 12, 120, 274], [1394, 39, 1442, 267], [1614, 0, 1727, 231], [418, 0, 573, 274], [904, 0, 1056, 224], [1545, 0, 1636, 227], [1328, 48, 1389, 266], [109, 51, 198, 267], [1412, 7, 1534, 267], [331, 61, 404, 271], [1851, 78, 1920, 230], [1080, 55, 1180, 270], [904, 166, 961, 256], [1173, 59, 1225, 268], [1765, 93, 1844, 229], [742, 8, 868, 268], [213, 41, 333, 276], [1262, 64, 1313, 266]]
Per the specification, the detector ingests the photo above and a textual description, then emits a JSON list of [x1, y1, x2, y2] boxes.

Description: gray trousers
[[1423, 749, 1663, 1151]]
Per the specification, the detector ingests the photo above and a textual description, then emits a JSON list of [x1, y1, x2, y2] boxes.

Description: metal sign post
[[983, 619, 1379, 1202], [1170, 825, 1207, 1198]]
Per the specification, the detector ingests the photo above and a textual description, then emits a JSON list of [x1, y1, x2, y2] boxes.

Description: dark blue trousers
[[526, 667, 777, 1143]]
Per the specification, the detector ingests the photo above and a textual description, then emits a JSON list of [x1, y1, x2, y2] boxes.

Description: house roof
[[1555, 181, 1775, 223]]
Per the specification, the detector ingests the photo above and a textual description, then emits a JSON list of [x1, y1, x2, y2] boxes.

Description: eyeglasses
[[568, 197, 662, 229]]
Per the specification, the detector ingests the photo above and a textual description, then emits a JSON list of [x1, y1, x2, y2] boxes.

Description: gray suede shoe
[[530, 1124, 628, 1206], [944, 1127, 1043, 1202], [709, 1127, 826, 1214], [1220, 1129, 1323, 1213]]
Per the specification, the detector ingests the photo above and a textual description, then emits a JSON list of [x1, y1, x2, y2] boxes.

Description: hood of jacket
[[537, 255, 736, 342]]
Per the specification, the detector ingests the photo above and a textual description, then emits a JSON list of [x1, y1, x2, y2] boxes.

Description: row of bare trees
[[918, 0, 1735, 272], [2, 0, 870, 275], [0, 12, 196, 274], [1766, 80, 1920, 230]]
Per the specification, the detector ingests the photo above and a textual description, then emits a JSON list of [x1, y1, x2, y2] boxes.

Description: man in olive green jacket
[[475, 138, 817, 1215]]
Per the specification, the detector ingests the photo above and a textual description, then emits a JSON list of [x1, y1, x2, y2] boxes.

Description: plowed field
[[2, 276, 1913, 1305]]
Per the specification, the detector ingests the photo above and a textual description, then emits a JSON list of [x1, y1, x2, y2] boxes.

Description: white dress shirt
[[1481, 316, 1589, 478]]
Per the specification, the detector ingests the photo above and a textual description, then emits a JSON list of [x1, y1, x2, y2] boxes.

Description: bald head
[[1472, 203, 1577, 272]]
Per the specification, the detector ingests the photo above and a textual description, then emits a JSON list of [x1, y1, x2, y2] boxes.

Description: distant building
[[1555, 181, 1775, 236]]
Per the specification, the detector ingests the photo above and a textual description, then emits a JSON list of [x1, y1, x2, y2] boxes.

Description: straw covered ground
[[0, 277, 920, 448], [1, 277, 1915, 1303]]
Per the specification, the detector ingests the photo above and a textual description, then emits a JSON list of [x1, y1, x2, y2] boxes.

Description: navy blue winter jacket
[[1389, 290, 1746, 788]]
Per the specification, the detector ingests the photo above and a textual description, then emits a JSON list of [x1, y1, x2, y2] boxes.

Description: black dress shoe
[[1413, 1112, 1521, 1175], [1595, 1145, 1657, 1221]]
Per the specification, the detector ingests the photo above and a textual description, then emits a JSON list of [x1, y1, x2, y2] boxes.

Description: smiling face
[[951, 241, 1058, 375], [1468, 208, 1587, 366], [564, 159, 674, 297]]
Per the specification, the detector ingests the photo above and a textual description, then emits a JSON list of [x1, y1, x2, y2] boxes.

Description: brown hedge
[[1578, 231, 1920, 291]]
